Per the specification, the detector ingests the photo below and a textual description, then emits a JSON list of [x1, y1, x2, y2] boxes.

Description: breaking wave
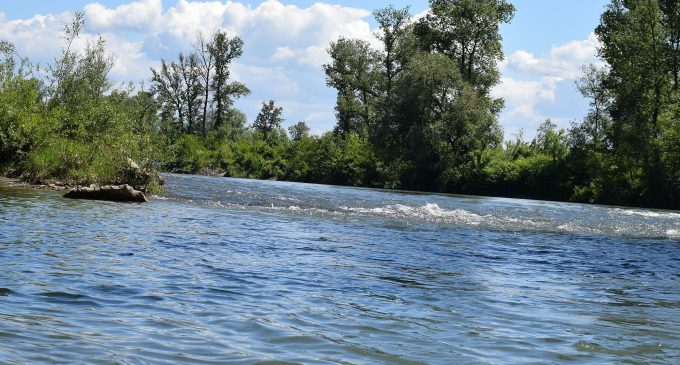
[[614, 209, 680, 219], [338, 203, 486, 224]]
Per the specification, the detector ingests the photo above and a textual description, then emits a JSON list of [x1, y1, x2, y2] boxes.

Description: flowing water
[[1, 173, 680, 364]]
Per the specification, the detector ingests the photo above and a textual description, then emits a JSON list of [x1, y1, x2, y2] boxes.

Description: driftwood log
[[64, 184, 148, 203]]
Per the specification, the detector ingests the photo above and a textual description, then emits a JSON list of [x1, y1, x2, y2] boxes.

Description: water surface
[[1, 174, 679, 364]]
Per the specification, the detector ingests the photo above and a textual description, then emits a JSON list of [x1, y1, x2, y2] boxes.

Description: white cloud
[[494, 33, 601, 138], [298, 45, 329, 67], [504, 33, 601, 80], [271, 46, 295, 62], [104, 35, 158, 81], [85, 0, 162, 32], [232, 64, 300, 95], [83, 0, 375, 64]]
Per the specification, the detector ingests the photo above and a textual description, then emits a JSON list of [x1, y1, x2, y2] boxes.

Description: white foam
[[666, 229, 680, 239], [616, 209, 680, 219], [339, 203, 485, 224]]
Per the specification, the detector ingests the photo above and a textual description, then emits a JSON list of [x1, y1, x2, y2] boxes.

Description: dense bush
[[0, 19, 164, 189]]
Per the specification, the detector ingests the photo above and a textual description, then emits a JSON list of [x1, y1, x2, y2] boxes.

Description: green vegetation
[[0, 13, 163, 191], [1, 0, 679, 209]]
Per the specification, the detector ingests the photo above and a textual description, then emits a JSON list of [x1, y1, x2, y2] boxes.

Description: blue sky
[[0, 0, 609, 138]]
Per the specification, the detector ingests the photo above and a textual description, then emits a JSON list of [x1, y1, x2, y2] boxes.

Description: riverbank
[[0, 176, 69, 191], [0, 174, 154, 203]]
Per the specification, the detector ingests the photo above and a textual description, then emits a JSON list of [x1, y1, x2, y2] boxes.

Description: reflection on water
[[0, 173, 679, 364]]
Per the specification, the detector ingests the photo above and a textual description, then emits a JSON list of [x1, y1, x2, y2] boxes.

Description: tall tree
[[392, 52, 501, 188], [414, 0, 515, 93], [323, 38, 381, 135], [660, 0, 680, 90], [179, 53, 202, 133], [575, 64, 612, 150], [373, 6, 412, 96], [209, 30, 249, 130], [151, 60, 185, 132], [253, 100, 284, 142], [195, 32, 214, 136], [596, 0, 673, 203], [288, 121, 310, 141]]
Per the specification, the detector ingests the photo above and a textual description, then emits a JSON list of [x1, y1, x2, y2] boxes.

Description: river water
[[1, 173, 679, 364]]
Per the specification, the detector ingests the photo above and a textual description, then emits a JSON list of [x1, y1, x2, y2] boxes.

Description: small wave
[[158, 189, 680, 239], [666, 229, 680, 239], [557, 223, 603, 235], [615, 209, 680, 219], [339, 203, 485, 224]]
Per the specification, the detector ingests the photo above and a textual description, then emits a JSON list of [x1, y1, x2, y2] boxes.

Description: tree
[[373, 5, 412, 96], [575, 64, 612, 150], [391, 52, 502, 188], [151, 60, 185, 132], [48, 12, 113, 110], [595, 0, 675, 204], [179, 53, 202, 133], [209, 30, 249, 129], [323, 38, 382, 135], [660, 0, 680, 90], [532, 119, 568, 161], [195, 32, 214, 136], [253, 100, 283, 141], [414, 0, 515, 93], [288, 121, 310, 141], [151, 30, 250, 136]]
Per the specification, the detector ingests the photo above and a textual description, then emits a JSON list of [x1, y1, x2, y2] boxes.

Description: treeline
[[154, 0, 680, 209], [156, 0, 519, 190], [1, 0, 679, 209]]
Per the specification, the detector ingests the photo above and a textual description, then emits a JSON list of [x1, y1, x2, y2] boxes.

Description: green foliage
[[210, 31, 249, 130], [150, 30, 249, 135], [288, 133, 383, 186], [253, 100, 284, 142], [323, 38, 382, 136], [169, 134, 211, 174], [561, 0, 680, 208], [288, 121, 310, 141], [415, 0, 516, 92], [0, 14, 165, 189]]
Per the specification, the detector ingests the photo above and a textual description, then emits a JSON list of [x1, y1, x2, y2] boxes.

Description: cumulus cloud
[[85, 0, 163, 32], [79, 0, 375, 64], [494, 33, 601, 137], [271, 46, 295, 62], [503, 33, 601, 79], [493, 77, 559, 120]]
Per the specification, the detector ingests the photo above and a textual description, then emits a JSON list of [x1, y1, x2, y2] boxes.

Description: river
[[1, 173, 679, 364]]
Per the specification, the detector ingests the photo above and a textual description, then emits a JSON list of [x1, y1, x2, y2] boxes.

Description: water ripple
[[1, 175, 679, 364]]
